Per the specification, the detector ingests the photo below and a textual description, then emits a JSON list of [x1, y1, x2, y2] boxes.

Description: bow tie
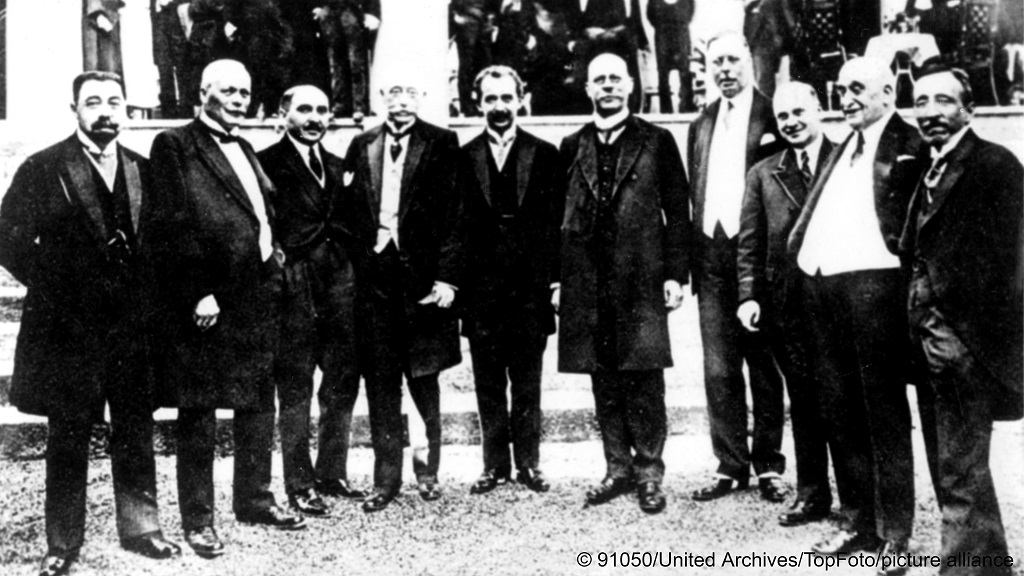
[[385, 124, 411, 141], [203, 122, 241, 144]]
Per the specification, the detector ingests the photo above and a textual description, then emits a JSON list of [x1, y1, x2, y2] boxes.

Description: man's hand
[[551, 287, 560, 314], [194, 294, 220, 331], [94, 14, 115, 33], [664, 280, 684, 310], [737, 300, 761, 332]]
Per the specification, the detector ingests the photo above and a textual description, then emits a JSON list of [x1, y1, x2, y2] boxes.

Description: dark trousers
[[176, 408, 276, 531], [697, 230, 786, 480], [323, 6, 371, 117], [45, 394, 160, 555], [453, 15, 491, 116], [151, 5, 188, 118], [912, 306, 1010, 576], [469, 333, 545, 473], [652, 24, 695, 113], [590, 370, 667, 484], [802, 269, 914, 540]]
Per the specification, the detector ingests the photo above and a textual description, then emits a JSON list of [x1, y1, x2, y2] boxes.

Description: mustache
[[919, 118, 949, 131], [90, 118, 119, 131], [302, 121, 325, 132]]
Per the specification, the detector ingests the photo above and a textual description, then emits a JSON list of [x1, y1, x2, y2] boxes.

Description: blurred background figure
[[648, 0, 697, 112]]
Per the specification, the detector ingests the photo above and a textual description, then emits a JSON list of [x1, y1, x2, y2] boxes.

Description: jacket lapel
[[469, 133, 492, 207], [280, 139, 323, 211], [515, 130, 535, 206], [577, 126, 599, 198], [367, 126, 384, 209], [240, 139, 276, 219], [695, 101, 719, 205], [746, 91, 770, 167], [399, 125, 428, 221], [772, 149, 805, 208], [190, 123, 255, 214], [119, 146, 143, 232], [917, 130, 977, 233], [787, 133, 850, 254], [610, 118, 645, 200], [57, 136, 108, 245]]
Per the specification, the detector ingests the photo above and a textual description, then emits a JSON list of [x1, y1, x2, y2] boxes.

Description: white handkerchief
[[760, 133, 776, 146], [343, 171, 355, 186]]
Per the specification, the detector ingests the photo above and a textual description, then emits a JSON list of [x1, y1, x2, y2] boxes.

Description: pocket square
[[760, 134, 776, 146], [897, 155, 916, 162], [343, 171, 355, 186]]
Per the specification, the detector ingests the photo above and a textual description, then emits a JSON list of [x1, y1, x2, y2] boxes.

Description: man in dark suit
[[341, 70, 465, 512], [451, 0, 497, 115], [686, 31, 787, 504], [460, 65, 560, 495], [902, 65, 1022, 576], [259, 84, 367, 517], [0, 71, 181, 576], [570, 0, 647, 112], [737, 81, 836, 527], [788, 57, 923, 562], [321, 0, 381, 118], [742, 0, 800, 98], [147, 59, 306, 558], [646, 0, 695, 112], [557, 52, 690, 514]]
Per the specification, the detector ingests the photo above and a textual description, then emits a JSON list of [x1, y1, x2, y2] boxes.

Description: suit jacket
[[899, 130, 1023, 419], [459, 127, 562, 340], [737, 138, 835, 316], [146, 120, 281, 410], [686, 89, 783, 291], [788, 113, 924, 259], [0, 135, 150, 417], [557, 115, 691, 373], [340, 119, 465, 378]]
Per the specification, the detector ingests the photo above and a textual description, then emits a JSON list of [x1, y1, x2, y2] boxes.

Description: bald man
[[259, 85, 366, 517], [788, 58, 924, 563]]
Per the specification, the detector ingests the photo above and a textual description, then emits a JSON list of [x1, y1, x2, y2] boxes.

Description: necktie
[[799, 149, 813, 187], [723, 100, 735, 131], [490, 134, 513, 169], [308, 146, 324, 180], [390, 140, 403, 162], [385, 124, 409, 162], [850, 131, 865, 165], [924, 156, 948, 203]]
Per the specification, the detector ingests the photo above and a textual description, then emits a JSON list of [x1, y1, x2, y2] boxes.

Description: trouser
[[590, 370, 667, 484], [653, 24, 695, 113], [323, 6, 371, 117]]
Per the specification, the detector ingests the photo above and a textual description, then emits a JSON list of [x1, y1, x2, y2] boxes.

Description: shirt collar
[[856, 109, 894, 151], [793, 133, 824, 169], [76, 128, 118, 157], [385, 118, 416, 138], [592, 108, 630, 132], [721, 86, 754, 116], [486, 126, 517, 147], [931, 126, 970, 160], [287, 132, 320, 159], [199, 110, 241, 139]]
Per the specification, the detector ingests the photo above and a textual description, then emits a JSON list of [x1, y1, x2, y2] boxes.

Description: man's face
[[478, 75, 522, 133], [586, 55, 633, 116], [914, 72, 973, 148], [284, 87, 331, 145], [201, 68, 251, 129], [707, 35, 751, 99], [382, 83, 422, 125], [774, 88, 822, 148], [73, 80, 125, 145], [836, 63, 891, 131]]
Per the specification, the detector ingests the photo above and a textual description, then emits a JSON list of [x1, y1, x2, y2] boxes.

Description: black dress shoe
[[184, 526, 225, 559], [470, 469, 510, 494], [691, 477, 749, 501], [584, 477, 635, 506], [39, 552, 77, 576], [315, 479, 367, 499], [418, 481, 442, 501], [517, 468, 550, 493], [236, 505, 307, 530], [778, 500, 831, 527], [637, 481, 666, 514], [121, 532, 182, 559], [362, 489, 398, 513], [811, 529, 882, 555], [876, 539, 910, 576], [758, 476, 790, 503], [288, 489, 330, 516]]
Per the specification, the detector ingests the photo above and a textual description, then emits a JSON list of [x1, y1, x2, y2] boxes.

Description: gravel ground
[[1, 427, 1022, 576]]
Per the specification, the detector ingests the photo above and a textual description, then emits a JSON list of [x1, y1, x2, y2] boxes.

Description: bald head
[[200, 59, 251, 129], [773, 82, 823, 148], [836, 57, 895, 131], [281, 85, 331, 144], [586, 53, 633, 116]]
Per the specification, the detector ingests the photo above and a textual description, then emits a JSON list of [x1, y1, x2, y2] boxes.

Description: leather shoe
[[315, 478, 367, 499], [39, 552, 77, 576], [637, 481, 666, 514], [758, 476, 790, 503], [876, 539, 910, 576], [418, 481, 442, 501], [121, 532, 182, 559], [362, 489, 398, 513], [470, 469, 510, 494], [183, 526, 225, 559], [236, 505, 307, 530], [691, 477, 749, 501], [811, 529, 882, 555], [517, 468, 550, 493], [288, 488, 330, 516], [584, 477, 635, 506], [778, 500, 831, 527]]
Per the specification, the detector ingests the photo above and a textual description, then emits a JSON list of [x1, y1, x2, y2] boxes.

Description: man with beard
[[460, 65, 561, 496], [341, 70, 465, 512], [789, 58, 923, 562], [148, 60, 306, 559], [903, 65, 1022, 576], [737, 82, 836, 527], [557, 52, 690, 514], [259, 85, 367, 517], [0, 71, 181, 576]]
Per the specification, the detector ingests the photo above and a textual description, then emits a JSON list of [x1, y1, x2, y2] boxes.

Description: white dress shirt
[[486, 126, 517, 171], [795, 133, 825, 177], [592, 108, 630, 144], [375, 120, 413, 252], [287, 133, 326, 188], [703, 87, 754, 238], [923, 126, 969, 197], [77, 129, 119, 192]]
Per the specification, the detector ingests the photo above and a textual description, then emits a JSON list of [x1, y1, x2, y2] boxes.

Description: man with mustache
[[903, 65, 1022, 576], [460, 65, 561, 496], [557, 52, 690, 514], [0, 71, 182, 576], [258, 85, 367, 517], [686, 30, 788, 504], [148, 59, 306, 559], [737, 82, 836, 527], [789, 57, 923, 564]]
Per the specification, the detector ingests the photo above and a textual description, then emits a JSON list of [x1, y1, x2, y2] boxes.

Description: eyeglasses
[[387, 86, 421, 97]]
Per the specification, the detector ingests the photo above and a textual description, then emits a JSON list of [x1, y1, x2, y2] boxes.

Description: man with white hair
[[148, 59, 306, 559], [788, 57, 924, 565]]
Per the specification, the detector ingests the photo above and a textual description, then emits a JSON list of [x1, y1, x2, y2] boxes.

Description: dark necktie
[[924, 156, 949, 203], [800, 149, 813, 187], [385, 124, 409, 162], [850, 131, 865, 165], [308, 146, 324, 180]]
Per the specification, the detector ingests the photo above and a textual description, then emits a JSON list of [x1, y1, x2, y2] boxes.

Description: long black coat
[[146, 120, 280, 410], [459, 128, 562, 340], [899, 130, 1023, 419], [340, 120, 465, 378], [557, 115, 691, 373], [0, 135, 151, 417]]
